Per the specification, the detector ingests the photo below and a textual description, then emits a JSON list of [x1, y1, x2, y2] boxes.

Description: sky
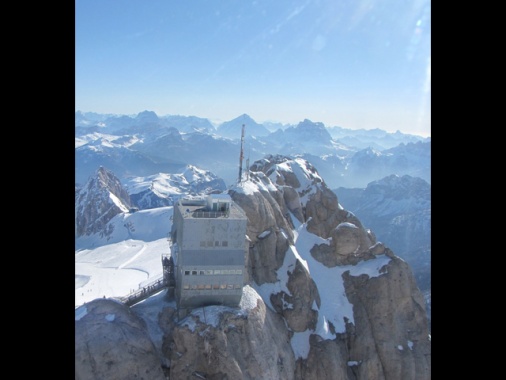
[[75, 0, 431, 137], [76, 183, 393, 360]]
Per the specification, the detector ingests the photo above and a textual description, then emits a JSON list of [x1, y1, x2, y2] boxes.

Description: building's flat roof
[[176, 201, 247, 220], [208, 194, 231, 200]]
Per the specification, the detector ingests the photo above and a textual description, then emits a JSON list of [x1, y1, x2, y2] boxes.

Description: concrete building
[[170, 194, 248, 310]]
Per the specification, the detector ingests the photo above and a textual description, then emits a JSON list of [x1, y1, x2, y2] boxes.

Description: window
[[199, 270, 205, 275], [205, 270, 213, 275], [215, 241, 220, 247], [183, 284, 189, 290], [184, 270, 190, 275], [213, 284, 220, 289], [222, 241, 228, 247], [191, 270, 197, 275], [220, 284, 226, 289], [200, 241, 206, 247], [227, 284, 233, 289], [205, 284, 211, 289]]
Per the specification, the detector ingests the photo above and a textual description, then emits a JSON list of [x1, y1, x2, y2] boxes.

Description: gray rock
[[342, 256, 431, 379], [270, 259, 320, 332], [75, 298, 166, 380], [166, 293, 296, 379]]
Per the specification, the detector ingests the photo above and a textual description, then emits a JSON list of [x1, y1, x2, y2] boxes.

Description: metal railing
[[118, 277, 167, 307], [190, 210, 230, 218]]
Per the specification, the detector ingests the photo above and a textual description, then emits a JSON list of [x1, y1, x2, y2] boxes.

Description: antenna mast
[[238, 124, 245, 183], [246, 156, 250, 181]]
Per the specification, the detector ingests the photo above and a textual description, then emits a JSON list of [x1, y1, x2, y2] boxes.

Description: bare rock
[[369, 242, 387, 255], [305, 186, 343, 238], [167, 288, 295, 379], [230, 175, 294, 285], [294, 334, 351, 379], [75, 166, 132, 237], [270, 259, 320, 332], [75, 298, 165, 380], [310, 219, 376, 267], [342, 256, 431, 379], [282, 185, 305, 224]]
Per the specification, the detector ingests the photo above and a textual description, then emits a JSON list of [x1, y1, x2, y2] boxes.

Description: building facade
[[170, 194, 248, 310]]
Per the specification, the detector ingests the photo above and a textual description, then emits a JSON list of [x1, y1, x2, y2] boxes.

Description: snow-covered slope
[[75, 206, 172, 306], [125, 165, 227, 209]]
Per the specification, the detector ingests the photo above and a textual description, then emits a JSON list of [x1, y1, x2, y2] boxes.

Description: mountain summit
[[75, 166, 132, 237], [216, 113, 271, 139]]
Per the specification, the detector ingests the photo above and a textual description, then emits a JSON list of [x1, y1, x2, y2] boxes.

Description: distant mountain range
[[75, 111, 430, 189]]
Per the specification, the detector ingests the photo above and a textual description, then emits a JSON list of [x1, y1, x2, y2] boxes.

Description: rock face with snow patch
[[75, 298, 166, 380], [166, 287, 296, 379], [75, 166, 132, 237], [230, 155, 430, 379], [340, 255, 431, 379], [248, 155, 376, 266], [270, 259, 320, 332], [335, 174, 431, 308], [230, 171, 295, 285]]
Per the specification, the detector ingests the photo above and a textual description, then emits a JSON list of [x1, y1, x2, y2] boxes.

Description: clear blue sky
[[75, 0, 431, 137]]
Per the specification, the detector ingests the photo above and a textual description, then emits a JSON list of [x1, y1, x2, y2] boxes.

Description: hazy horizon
[[76, 0, 431, 137]]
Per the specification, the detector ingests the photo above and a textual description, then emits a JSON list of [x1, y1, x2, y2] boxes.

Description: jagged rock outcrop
[[335, 174, 431, 294], [341, 255, 431, 379], [294, 334, 352, 379], [244, 155, 377, 266], [75, 166, 132, 237], [166, 287, 296, 379], [231, 155, 430, 379], [310, 219, 378, 266], [75, 298, 166, 380], [270, 259, 320, 332], [230, 171, 295, 285]]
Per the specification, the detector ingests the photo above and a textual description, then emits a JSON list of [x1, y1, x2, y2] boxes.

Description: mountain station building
[[170, 194, 248, 311]]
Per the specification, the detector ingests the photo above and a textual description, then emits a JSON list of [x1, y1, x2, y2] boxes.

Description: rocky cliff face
[[166, 286, 296, 380], [335, 174, 431, 293], [75, 298, 166, 380], [75, 166, 132, 237], [75, 155, 431, 379]]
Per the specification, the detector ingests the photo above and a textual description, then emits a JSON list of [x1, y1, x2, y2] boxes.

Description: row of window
[[200, 241, 229, 247], [182, 284, 242, 290], [184, 269, 243, 276]]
